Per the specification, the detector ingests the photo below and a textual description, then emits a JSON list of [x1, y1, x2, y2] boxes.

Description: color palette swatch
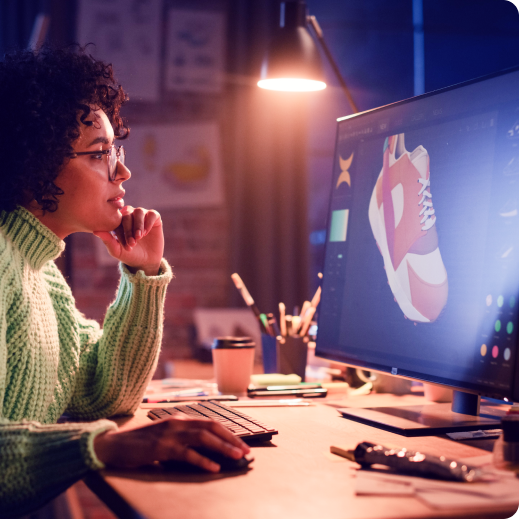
[[329, 209, 349, 242]]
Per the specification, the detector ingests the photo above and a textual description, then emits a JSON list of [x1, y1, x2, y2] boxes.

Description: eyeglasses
[[67, 145, 126, 182]]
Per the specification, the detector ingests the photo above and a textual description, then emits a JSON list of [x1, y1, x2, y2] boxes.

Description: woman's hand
[[93, 206, 164, 276], [93, 415, 251, 472]]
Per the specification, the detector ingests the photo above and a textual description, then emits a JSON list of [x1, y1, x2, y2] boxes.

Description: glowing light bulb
[[257, 78, 326, 92]]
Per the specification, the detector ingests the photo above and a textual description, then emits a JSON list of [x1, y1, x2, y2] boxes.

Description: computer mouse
[[160, 448, 254, 473]]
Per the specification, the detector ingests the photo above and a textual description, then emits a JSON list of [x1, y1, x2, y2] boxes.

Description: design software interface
[[317, 68, 519, 399]]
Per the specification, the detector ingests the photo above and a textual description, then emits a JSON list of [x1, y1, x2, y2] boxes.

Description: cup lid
[[212, 336, 255, 349]]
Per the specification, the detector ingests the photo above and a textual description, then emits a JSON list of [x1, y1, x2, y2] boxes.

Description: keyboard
[[148, 401, 278, 442]]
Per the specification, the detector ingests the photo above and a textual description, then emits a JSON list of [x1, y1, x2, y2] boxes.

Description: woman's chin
[[110, 212, 123, 230], [94, 215, 122, 233]]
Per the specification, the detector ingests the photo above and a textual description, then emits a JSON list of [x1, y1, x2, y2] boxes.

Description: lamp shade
[[258, 1, 326, 92]]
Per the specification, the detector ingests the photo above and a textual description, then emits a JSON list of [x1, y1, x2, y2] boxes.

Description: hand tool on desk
[[331, 442, 489, 482]]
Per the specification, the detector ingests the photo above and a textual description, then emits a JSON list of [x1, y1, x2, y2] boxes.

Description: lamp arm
[[307, 15, 359, 114]]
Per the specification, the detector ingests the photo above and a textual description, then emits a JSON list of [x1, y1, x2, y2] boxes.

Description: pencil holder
[[261, 334, 278, 374], [278, 336, 309, 381], [261, 334, 309, 381]]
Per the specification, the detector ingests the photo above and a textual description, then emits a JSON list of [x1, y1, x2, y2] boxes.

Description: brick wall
[[70, 206, 231, 378]]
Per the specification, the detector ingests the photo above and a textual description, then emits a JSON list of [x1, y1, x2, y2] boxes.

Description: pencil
[[310, 286, 321, 308], [299, 306, 316, 337], [267, 312, 281, 337], [291, 315, 301, 335], [231, 273, 269, 334], [300, 300, 311, 319], [279, 302, 287, 337]]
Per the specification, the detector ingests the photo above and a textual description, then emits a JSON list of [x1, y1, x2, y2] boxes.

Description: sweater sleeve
[[66, 258, 173, 420], [0, 264, 117, 518], [0, 418, 117, 518]]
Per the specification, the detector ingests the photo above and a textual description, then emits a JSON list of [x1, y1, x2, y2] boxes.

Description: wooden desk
[[85, 394, 516, 519]]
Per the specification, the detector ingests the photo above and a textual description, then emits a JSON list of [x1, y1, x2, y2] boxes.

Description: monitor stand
[[338, 390, 506, 437]]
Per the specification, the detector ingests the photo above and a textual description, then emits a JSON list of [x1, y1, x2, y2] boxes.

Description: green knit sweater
[[0, 207, 172, 517]]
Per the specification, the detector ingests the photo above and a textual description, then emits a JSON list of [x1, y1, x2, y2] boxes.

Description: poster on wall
[[77, 0, 162, 102], [165, 9, 226, 94], [121, 123, 225, 209]]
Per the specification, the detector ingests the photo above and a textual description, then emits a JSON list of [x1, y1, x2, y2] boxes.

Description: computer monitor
[[315, 66, 519, 436]]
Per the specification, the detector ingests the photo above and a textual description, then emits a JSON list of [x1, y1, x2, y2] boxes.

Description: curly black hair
[[0, 45, 129, 213]]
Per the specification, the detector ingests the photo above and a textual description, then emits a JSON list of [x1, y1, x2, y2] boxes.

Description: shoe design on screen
[[368, 133, 448, 322]]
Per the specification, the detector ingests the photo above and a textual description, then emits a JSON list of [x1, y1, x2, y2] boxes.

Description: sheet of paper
[[77, 0, 162, 101], [227, 400, 314, 407], [165, 9, 226, 93], [447, 429, 502, 440], [122, 123, 225, 208], [355, 472, 414, 496], [416, 487, 519, 510], [355, 467, 519, 510]]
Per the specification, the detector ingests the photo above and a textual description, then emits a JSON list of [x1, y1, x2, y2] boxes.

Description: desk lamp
[[258, 0, 359, 114]]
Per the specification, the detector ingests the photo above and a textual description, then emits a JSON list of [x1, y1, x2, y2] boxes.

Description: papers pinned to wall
[[122, 123, 225, 209], [165, 9, 226, 94], [77, 0, 162, 102]]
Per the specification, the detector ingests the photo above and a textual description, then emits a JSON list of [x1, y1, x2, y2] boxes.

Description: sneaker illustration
[[368, 133, 448, 323]]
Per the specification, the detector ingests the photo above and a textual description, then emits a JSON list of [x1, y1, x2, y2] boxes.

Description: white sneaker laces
[[418, 178, 436, 231]]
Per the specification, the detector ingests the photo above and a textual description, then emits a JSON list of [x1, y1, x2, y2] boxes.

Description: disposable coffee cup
[[212, 337, 255, 395]]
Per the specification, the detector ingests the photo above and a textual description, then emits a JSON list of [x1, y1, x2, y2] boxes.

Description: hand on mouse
[[93, 414, 250, 473]]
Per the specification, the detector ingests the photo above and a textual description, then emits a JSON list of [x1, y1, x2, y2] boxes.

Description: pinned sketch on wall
[[77, 0, 161, 101], [166, 9, 226, 93], [121, 123, 225, 208]]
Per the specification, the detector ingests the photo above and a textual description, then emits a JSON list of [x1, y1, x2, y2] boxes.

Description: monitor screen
[[316, 66, 519, 402]]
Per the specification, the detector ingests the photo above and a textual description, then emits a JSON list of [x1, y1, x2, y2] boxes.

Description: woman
[[0, 46, 249, 517]]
